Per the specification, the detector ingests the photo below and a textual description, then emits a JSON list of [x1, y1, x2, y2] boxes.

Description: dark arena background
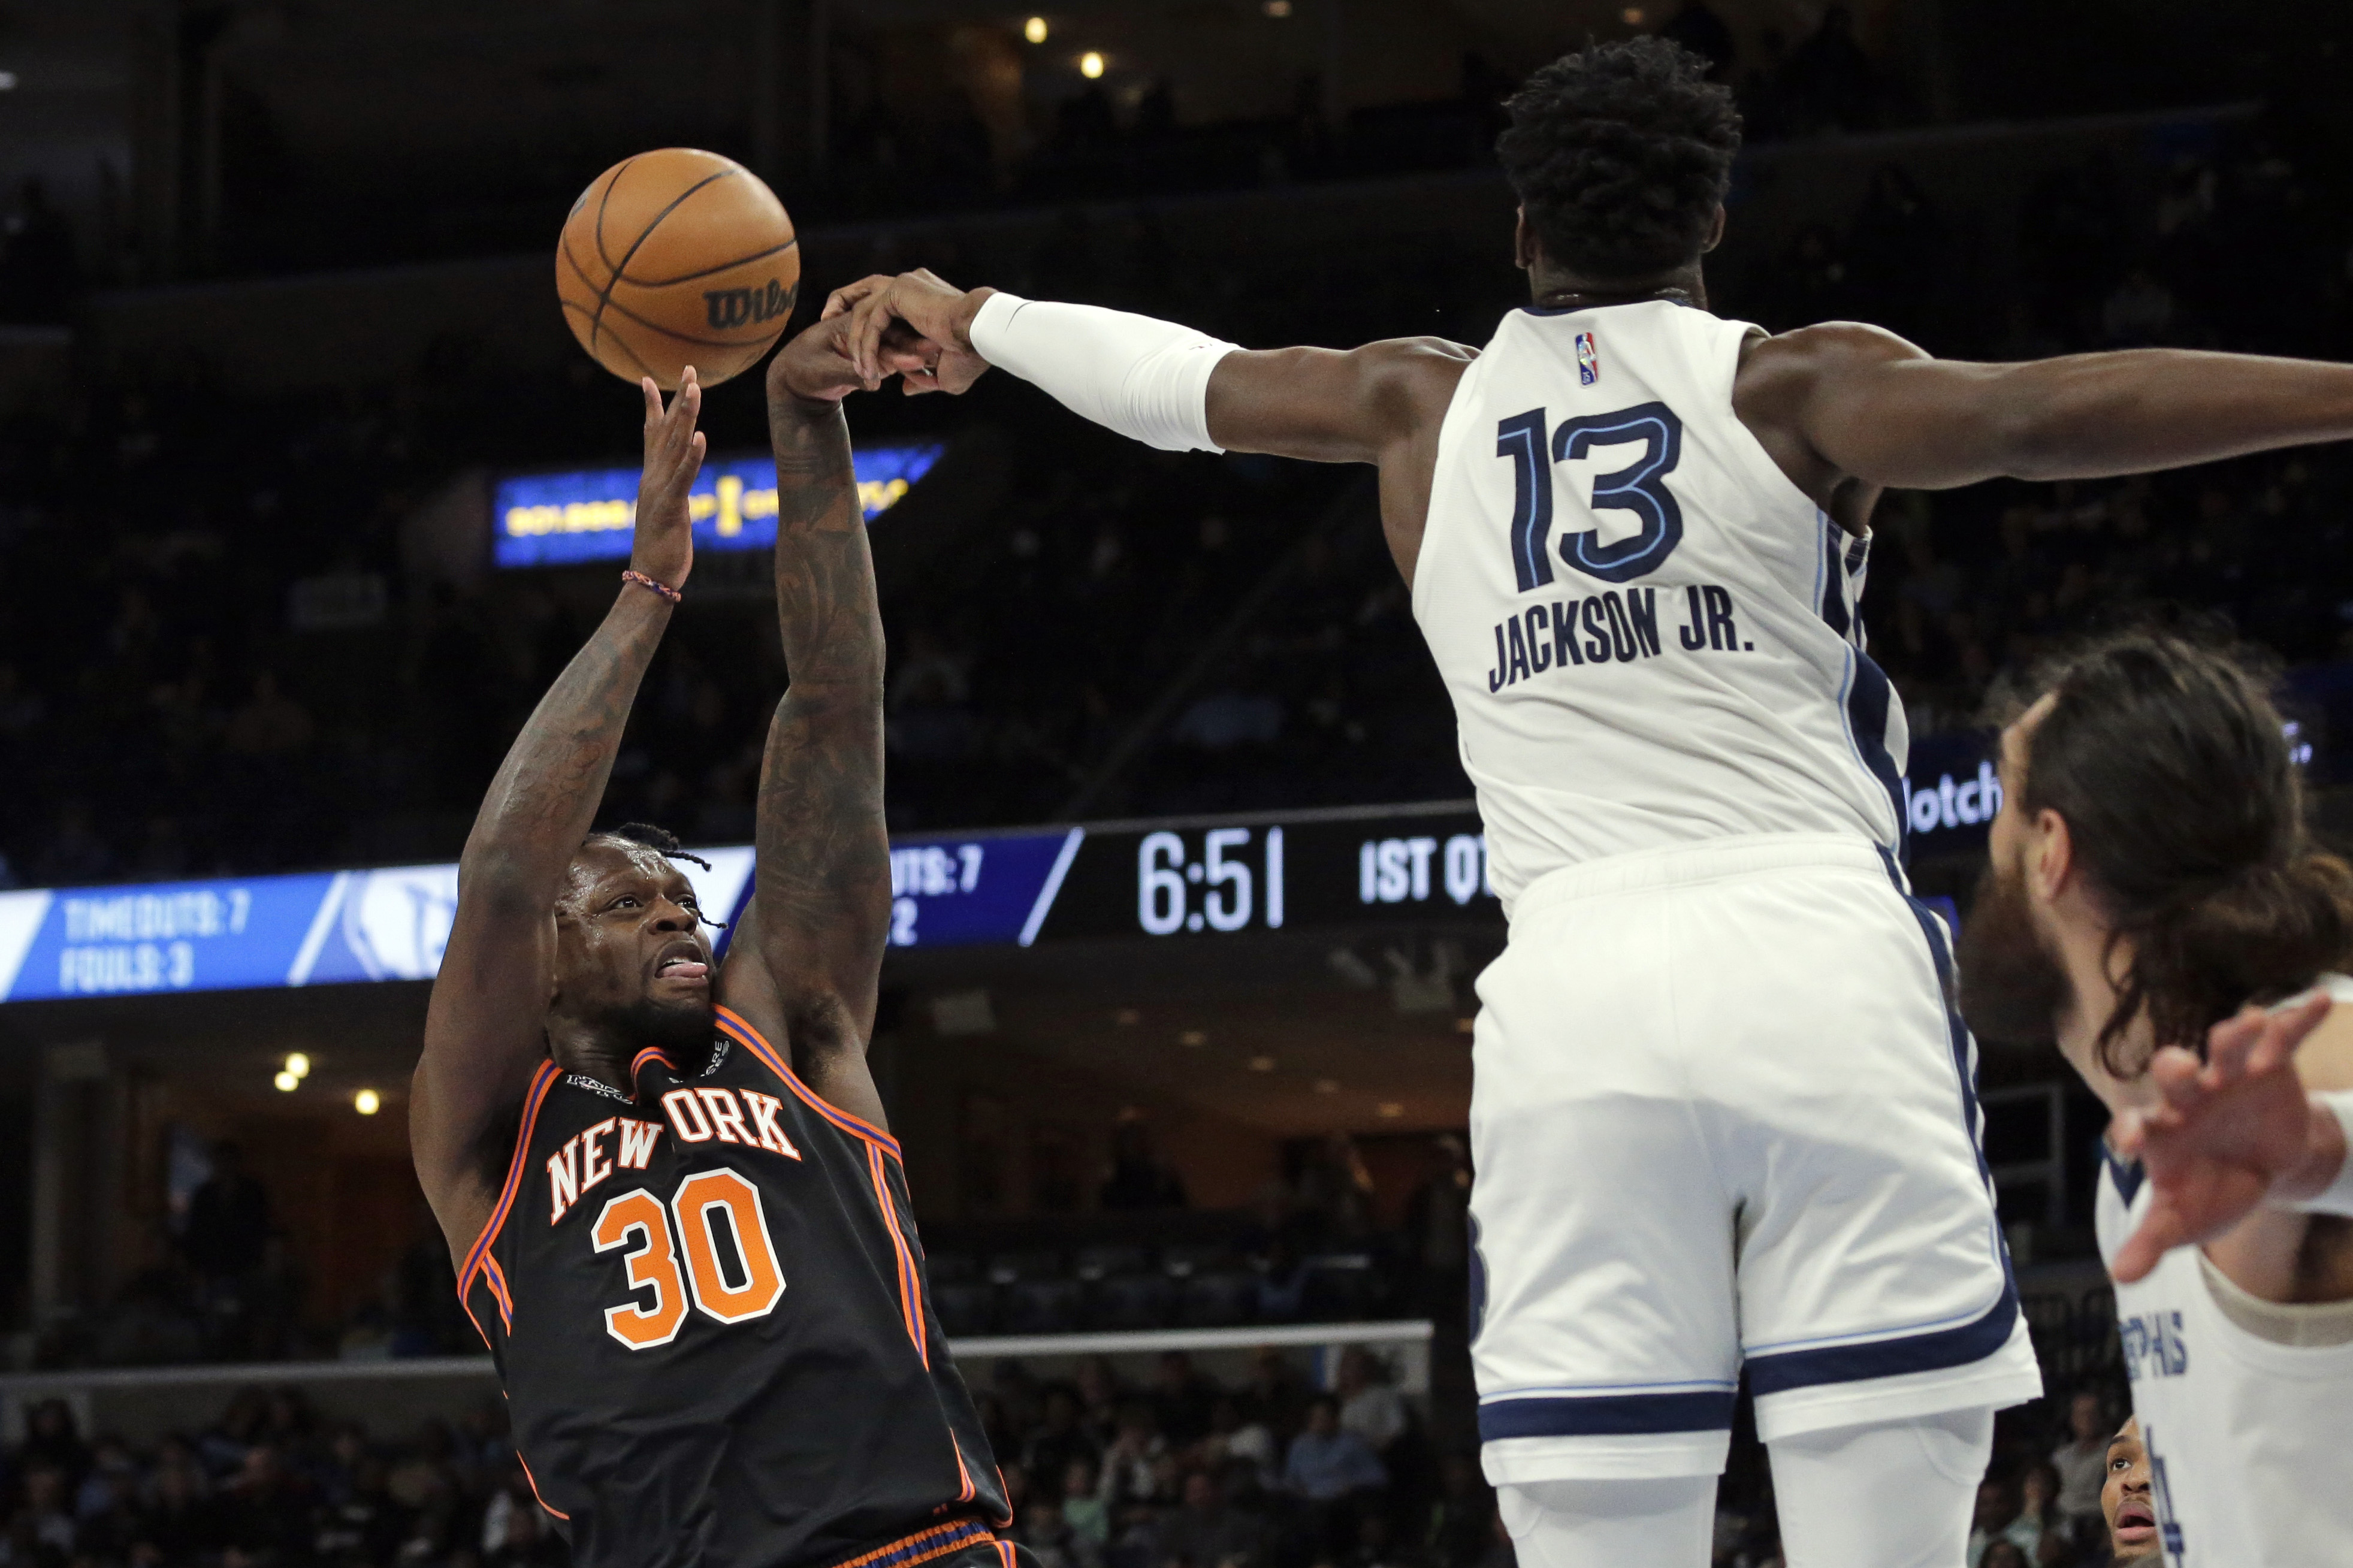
[[2, 1, 2351, 1564]]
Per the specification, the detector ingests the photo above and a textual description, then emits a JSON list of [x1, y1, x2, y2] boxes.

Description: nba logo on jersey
[[1574, 331, 1599, 385]]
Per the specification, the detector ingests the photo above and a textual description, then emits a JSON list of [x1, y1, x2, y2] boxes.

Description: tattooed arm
[[718, 313, 925, 1126], [413, 373, 706, 1263]]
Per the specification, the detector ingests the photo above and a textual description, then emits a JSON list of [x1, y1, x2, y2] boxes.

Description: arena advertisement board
[[492, 443, 944, 568]]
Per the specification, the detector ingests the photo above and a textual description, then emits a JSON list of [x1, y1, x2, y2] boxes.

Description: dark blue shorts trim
[[1745, 1279, 2020, 1397], [1478, 1389, 1736, 1440]]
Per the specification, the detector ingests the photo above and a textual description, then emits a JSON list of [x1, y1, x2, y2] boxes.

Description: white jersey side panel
[[1411, 301, 1905, 910], [2097, 1128, 2353, 1563]]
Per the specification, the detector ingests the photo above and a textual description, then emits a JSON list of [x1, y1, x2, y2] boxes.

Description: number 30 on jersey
[[1497, 402, 1686, 590], [593, 1170, 786, 1349]]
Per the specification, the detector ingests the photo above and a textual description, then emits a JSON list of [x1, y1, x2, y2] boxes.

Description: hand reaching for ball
[[631, 367, 706, 593]]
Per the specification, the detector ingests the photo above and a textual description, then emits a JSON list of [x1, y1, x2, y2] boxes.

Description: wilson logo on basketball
[[704, 279, 795, 331]]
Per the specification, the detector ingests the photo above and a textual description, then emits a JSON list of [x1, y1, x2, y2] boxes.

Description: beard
[[1955, 858, 2074, 1046], [615, 992, 718, 1065]]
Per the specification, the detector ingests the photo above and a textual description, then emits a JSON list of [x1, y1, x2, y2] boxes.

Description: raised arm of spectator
[[412, 372, 705, 1261], [714, 314, 926, 1128], [1741, 323, 2353, 494]]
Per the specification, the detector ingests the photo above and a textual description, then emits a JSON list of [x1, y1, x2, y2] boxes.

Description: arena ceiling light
[[0, 72, 17, 91], [1079, 50, 1104, 78], [1023, 16, 1047, 43], [354, 1089, 382, 1116], [1262, 1, 1291, 15], [273, 1070, 298, 1092], [283, 1051, 310, 1079]]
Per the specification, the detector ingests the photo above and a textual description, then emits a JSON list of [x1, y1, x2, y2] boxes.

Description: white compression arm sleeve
[[2286, 1089, 2353, 1216], [968, 292, 1239, 454]]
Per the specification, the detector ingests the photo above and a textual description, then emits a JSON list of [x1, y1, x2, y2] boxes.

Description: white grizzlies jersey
[[2096, 1018, 2353, 1568], [1412, 301, 1905, 909]]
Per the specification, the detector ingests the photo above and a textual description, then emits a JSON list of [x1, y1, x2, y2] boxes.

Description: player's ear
[[1700, 204, 1727, 255], [1512, 209, 1535, 273], [2027, 808, 2074, 902]]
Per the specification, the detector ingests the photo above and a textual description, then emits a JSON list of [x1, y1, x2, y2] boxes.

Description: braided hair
[[580, 821, 725, 925], [1496, 37, 1743, 282]]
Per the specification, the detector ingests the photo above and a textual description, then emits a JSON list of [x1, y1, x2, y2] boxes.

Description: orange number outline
[[671, 1168, 788, 1324], [588, 1188, 688, 1350]]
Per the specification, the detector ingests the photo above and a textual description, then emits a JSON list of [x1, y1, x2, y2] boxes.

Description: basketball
[[556, 147, 800, 391]]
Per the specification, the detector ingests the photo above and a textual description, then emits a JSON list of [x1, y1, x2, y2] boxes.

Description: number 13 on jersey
[[1497, 402, 1686, 590]]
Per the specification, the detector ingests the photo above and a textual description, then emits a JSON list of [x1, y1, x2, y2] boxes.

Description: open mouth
[[2114, 1501, 2156, 1541], [653, 942, 709, 983]]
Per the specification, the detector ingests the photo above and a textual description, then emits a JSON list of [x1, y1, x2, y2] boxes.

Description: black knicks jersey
[[461, 1004, 1010, 1568]]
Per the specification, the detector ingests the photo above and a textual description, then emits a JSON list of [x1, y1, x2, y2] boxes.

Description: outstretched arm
[[827, 270, 1470, 464], [823, 270, 1473, 580], [1743, 323, 2353, 495], [413, 372, 706, 1262], [718, 315, 923, 1126]]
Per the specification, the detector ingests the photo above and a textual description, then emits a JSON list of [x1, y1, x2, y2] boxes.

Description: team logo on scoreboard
[[1575, 331, 1600, 385]]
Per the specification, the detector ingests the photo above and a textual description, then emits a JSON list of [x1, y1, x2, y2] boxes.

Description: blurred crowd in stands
[[0, 4, 1902, 301], [39, 1124, 1470, 1373], [0, 1354, 2153, 1568], [823, 3, 1897, 227]]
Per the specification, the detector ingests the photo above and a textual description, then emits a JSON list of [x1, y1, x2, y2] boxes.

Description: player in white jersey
[[827, 37, 2353, 1567], [1958, 633, 2353, 1567]]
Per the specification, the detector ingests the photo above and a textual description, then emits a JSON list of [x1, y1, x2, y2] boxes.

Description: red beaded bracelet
[[622, 569, 682, 604]]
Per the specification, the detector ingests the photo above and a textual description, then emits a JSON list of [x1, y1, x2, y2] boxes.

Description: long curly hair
[[2017, 632, 2353, 1071]]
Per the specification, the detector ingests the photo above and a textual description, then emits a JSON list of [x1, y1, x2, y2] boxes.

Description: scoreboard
[[0, 805, 1498, 1003], [878, 803, 1497, 950]]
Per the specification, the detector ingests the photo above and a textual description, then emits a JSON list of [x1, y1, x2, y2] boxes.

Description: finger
[[824, 275, 891, 319], [2251, 994, 2331, 1076], [2148, 1046, 2203, 1111], [849, 292, 889, 385], [642, 376, 662, 426], [857, 291, 902, 384], [2111, 1109, 2146, 1158], [2202, 1006, 2267, 1083], [901, 371, 940, 395], [2112, 1213, 2183, 1283]]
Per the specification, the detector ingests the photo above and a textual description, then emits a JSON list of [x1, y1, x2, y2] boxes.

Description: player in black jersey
[[410, 309, 1016, 1568]]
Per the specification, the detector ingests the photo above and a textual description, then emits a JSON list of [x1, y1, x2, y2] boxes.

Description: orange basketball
[[557, 148, 801, 391]]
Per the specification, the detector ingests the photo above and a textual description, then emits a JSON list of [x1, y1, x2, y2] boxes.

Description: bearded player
[[410, 313, 1016, 1568], [1957, 633, 2353, 1564], [821, 35, 2353, 1568]]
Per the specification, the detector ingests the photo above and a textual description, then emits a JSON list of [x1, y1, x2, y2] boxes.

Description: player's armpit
[[1205, 338, 1476, 466]]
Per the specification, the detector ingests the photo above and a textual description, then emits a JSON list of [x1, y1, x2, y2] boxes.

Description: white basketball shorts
[[1468, 832, 2043, 1484]]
